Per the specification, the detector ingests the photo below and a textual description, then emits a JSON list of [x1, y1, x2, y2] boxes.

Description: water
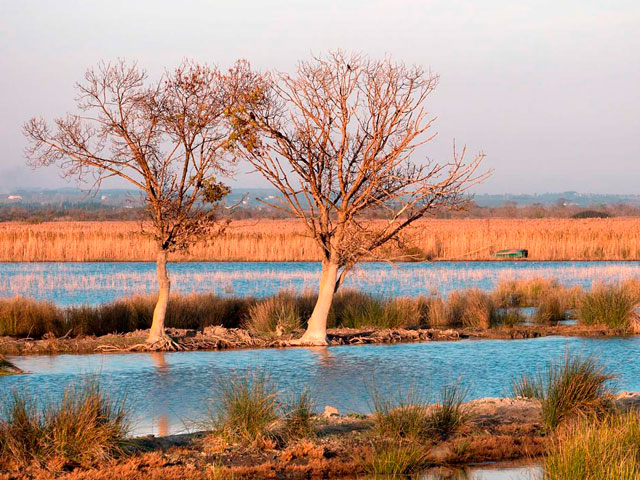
[[2, 336, 637, 437], [2, 261, 640, 306], [420, 463, 541, 479]]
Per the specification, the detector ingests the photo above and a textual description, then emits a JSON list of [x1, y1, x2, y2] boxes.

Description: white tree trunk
[[294, 260, 338, 346], [148, 248, 170, 343]]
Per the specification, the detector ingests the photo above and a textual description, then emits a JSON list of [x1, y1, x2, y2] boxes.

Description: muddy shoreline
[[3, 393, 638, 479], [0, 324, 626, 356]]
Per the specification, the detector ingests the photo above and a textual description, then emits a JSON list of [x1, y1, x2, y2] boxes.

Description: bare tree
[[235, 51, 489, 345], [24, 60, 243, 349]]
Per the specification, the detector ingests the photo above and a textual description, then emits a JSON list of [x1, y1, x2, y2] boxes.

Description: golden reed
[[1, 218, 639, 262]]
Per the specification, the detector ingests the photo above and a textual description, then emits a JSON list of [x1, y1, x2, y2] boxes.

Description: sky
[[0, 0, 639, 194]]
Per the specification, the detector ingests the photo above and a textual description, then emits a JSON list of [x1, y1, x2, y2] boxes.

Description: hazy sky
[[1, 0, 639, 194]]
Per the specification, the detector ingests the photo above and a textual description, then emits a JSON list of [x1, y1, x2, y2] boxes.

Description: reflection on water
[[419, 463, 541, 479], [2, 260, 640, 306], [2, 336, 638, 437]]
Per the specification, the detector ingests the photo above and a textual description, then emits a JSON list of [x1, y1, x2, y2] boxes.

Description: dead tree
[[24, 60, 243, 349], [236, 52, 489, 345]]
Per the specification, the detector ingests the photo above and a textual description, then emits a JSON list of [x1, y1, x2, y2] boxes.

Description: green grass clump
[[578, 283, 635, 330], [331, 291, 420, 329], [282, 389, 315, 439], [371, 383, 469, 441], [544, 412, 640, 480], [427, 383, 470, 439], [493, 278, 562, 308], [361, 441, 428, 477], [244, 292, 301, 334], [534, 292, 569, 323], [494, 308, 525, 326], [0, 297, 64, 337], [0, 379, 129, 469], [209, 370, 279, 445], [512, 354, 614, 429], [371, 387, 432, 441]]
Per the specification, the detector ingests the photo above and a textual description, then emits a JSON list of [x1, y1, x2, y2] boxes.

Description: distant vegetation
[[571, 210, 611, 219], [5, 200, 640, 223]]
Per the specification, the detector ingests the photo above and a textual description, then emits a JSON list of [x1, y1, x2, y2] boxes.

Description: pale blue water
[[2, 261, 640, 306], [2, 336, 637, 436]]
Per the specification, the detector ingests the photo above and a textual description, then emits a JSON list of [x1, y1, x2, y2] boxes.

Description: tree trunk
[[148, 248, 170, 344], [294, 260, 339, 346]]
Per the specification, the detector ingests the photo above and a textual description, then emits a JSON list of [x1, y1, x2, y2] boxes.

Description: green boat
[[495, 249, 528, 259]]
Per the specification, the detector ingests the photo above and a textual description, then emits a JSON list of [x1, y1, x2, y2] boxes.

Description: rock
[[323, 405, 339, 417]]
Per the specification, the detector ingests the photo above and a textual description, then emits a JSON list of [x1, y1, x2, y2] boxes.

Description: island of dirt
[[0, 323, 623, 356]]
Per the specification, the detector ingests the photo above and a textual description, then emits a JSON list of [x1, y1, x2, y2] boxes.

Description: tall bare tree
[[24, 60, 243, 349], [235, 51, 489, 345]]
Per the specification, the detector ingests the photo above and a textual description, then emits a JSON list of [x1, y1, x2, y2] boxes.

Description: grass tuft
[[208, 370, 279, 445], [360, 440, 428, 477], [534, 292, 569, 324], [282, 389, 315, 439], [512, 354, 614, 429], [578, 283, 635, 330], [427, 383, 470, 439], [544, 412, 640, 480], [371, 387, 432, 441], [244, 292, 301, 335], [0, 379, 129, 469]]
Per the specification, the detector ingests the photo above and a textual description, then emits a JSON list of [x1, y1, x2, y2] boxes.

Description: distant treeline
[[1, 201, 639, 222]]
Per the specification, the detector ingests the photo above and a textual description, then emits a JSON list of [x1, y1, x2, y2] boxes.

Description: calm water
[[2, 336, 637, 437], [2, 261, 640, 306]]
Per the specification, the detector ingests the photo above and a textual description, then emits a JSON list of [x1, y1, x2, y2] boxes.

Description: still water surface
[[2, 261, 640, 306], [3, 336, 637, 437]]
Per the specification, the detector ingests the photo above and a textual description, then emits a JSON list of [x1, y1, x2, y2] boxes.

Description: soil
[[3, 393, 638, 479], [0, 324, 624, 356]]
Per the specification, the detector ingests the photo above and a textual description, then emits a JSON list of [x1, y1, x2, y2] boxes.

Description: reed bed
[[3, 217, 640, 261], [1, 278, 637, 339]]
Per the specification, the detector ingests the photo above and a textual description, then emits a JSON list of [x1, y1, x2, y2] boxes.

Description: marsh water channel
[[2, 260, 640, 306], [3, 336, 638, 438]]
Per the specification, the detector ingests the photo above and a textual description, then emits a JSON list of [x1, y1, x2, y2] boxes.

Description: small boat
[[495, 248, 528, 259]]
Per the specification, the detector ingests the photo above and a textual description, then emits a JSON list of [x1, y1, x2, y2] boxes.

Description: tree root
[[287, 336, 329, 347], [97, 335, 186, 353]]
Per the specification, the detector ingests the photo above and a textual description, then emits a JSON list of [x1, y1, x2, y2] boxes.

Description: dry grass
[[3, 217, 640, 261], [544, 412, 640, 480]]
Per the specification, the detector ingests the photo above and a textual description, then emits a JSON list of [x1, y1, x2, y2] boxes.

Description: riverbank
[[3, 218, 640, 262], [0, 323, 626, 355], [2, 393, 638, 479]]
